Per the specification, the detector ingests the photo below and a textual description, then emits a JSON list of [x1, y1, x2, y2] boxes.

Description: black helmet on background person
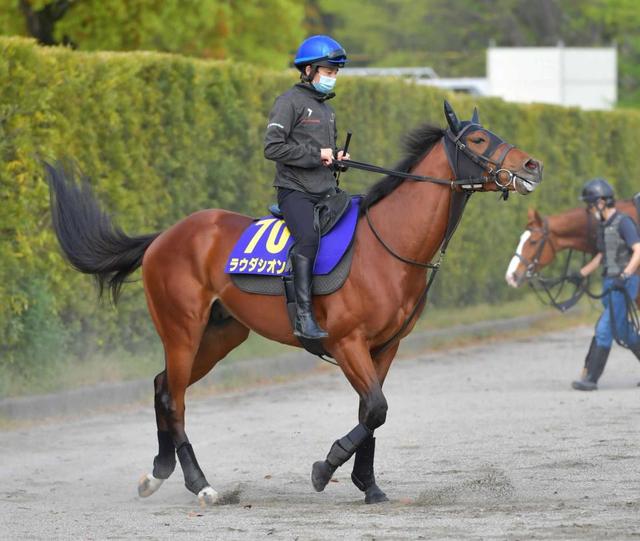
[[580, 177, 615, 206]]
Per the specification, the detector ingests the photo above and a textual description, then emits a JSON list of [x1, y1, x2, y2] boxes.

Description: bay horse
[[505, 202, 640, 308], [47, 101, 542, 506]]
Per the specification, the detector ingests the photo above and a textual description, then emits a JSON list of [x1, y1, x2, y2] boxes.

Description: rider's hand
[[612, 273, 628, 290], [333, 150, 350, 173], [320, 148, 334, 166], [568, 271, 585, 284]]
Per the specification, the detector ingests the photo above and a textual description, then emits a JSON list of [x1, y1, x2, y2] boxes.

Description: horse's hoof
[[198, 486, 219, 507], [311, 460, 334, 492], [364, 485, 389, 504], [138, 473, 164, 498]]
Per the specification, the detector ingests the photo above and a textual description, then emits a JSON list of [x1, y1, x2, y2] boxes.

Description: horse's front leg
[[311, 336, 389, 499], [350, 344, 397, 504]]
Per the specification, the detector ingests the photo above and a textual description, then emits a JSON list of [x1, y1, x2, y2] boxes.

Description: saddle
[[225, 194, 360, 287], [268, 189, 351, 236], [226, 192, 359, 359]]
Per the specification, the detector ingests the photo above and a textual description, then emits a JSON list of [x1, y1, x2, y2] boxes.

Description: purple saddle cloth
[[225, 197, 360, 276]]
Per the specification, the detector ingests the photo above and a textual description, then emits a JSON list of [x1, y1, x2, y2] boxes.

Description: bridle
[[514, 217, 558, 282], [355, 123, 526, 270], [518, 213, 640, 346], [365, 122, 530, 356], [514, 211, 598, 312], [341, 124, 525, 195], [443, 123, 517, 193]]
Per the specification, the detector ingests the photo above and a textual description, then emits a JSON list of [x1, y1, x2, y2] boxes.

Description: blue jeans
[[595, 275, 640, 348]]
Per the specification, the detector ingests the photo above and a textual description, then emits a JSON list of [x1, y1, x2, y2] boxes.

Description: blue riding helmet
[[294, 35, 347, 71]]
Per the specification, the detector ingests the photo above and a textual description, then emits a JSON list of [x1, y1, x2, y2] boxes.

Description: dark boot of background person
[[628, 342, 640, 386], [628, 341, 640, 362], [292, 254, 328, 340], [572, 337, 610, 391]]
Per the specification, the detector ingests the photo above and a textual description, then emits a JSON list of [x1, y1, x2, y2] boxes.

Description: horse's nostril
[[525, 159, 538, 170]]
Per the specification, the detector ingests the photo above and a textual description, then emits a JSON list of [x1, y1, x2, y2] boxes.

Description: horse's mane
[[359, 124, 446, 212]]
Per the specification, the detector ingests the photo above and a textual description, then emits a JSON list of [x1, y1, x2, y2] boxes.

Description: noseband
[[514, 212, 597, 313], [444, 123, 515, 191], [341, 123, 528, 194], [514, 217, 557, 280]]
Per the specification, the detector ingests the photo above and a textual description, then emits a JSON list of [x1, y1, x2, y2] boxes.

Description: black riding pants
[[277, 188, 322, 259]]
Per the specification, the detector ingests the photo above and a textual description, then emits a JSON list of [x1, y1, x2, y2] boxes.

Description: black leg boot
[[629, 343, 640, 386], [351, 436, 388, 504], [572, 338, 610, 391], [292, 254, 328, 339]]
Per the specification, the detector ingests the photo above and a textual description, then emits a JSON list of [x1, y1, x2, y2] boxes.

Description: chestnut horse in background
[[47, 102, 542, 506], [505, 202, 640, 308]]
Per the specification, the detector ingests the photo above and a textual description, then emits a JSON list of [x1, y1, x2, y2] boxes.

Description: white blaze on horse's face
[[505, 230, 531, 288]]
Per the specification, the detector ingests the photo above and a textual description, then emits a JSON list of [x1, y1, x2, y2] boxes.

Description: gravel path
[[1, 326, 639, 540]]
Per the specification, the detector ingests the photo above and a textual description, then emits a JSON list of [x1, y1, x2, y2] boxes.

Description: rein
[[340, 125, 521, 194], [367, 125, 510, 357], [518, 210, 596, 312], [519, 211, 639, 349], [528, 254, 588, 312], [566, 279, 640, 349], [360, 127, 516, 270]]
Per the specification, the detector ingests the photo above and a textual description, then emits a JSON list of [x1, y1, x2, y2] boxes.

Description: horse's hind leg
[[138, 300, 249, 505], [187, 307, 250, 387], [138, 369, 177, 498]]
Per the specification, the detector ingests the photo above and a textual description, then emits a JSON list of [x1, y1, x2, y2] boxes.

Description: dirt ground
[[1, 326, 639, 540]]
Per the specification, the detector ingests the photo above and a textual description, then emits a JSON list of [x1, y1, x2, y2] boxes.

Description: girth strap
[[371, 190, 472, 358]]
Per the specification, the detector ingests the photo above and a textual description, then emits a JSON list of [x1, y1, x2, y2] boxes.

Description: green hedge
[[2, 36, 640, 386]]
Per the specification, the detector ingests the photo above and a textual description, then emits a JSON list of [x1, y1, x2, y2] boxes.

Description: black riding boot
[[571, 337, 610, 391], [292, 254, 328, 340]]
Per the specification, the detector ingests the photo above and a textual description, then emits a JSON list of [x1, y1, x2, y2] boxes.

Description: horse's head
[[505, 208, 558, 287], [443, 101, 542, 194]]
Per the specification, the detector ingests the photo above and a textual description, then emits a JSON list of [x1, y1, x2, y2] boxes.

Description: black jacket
[[264, 83, 338, 195]]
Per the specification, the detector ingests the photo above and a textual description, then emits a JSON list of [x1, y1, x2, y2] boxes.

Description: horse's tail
[[46, 161, 161, 303]]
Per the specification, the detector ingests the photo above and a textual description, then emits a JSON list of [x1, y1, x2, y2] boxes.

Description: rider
[[263, 35, 349, 340], [572, 178, 640, 391]]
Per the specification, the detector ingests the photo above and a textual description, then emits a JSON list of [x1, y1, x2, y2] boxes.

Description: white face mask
[[312, 75, 336, 94]]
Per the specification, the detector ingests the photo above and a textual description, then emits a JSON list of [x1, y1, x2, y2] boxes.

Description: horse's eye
[[529, 239, 538, 246], [471, 137, 485, 144]]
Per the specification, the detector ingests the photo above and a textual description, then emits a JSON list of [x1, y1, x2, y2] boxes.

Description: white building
[[343, 45, 617, 111], [486, 46, 617, 110]]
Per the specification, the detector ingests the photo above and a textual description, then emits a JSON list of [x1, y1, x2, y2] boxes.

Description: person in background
[[572, 178, 640, 390]]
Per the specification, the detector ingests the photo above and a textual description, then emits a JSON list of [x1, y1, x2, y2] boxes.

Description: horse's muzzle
[[513, 158, 543, 195], [505, 269, 527, 288]]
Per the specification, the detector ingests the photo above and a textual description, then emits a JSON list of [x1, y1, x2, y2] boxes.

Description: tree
[[315, 0, 640, 107], [0, 0, 305, 68], [18, 0, 74, 46]]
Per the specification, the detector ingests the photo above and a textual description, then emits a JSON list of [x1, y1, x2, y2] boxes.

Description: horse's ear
[[471, 107, 480, 124], [444, 100, 462, 134], [527, 208, 542, 225]]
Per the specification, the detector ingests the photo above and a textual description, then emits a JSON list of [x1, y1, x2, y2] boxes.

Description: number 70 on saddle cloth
[[225, 218, 293, 276]]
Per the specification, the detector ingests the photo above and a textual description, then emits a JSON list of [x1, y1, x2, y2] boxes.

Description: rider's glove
[[332, 161, 348, 173], [612, 273, 628, 290], [568, 271, 585, 284]]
